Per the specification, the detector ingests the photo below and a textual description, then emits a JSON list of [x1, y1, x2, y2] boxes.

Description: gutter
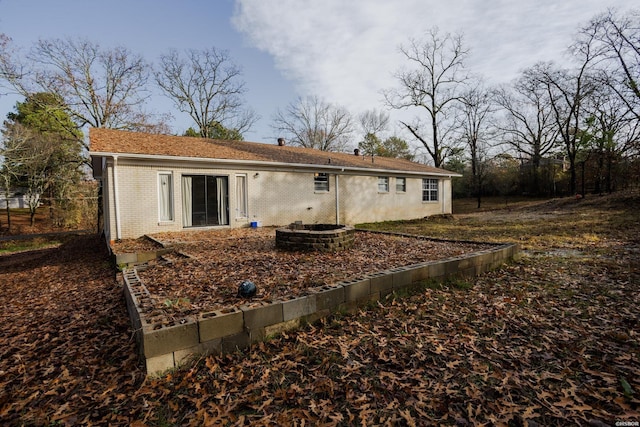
[[112, 155, 122, 241], [88, 151, 462, 179]]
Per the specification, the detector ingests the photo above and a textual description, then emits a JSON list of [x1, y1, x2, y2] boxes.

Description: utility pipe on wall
[[112, 155, 122, 240], [335, 174, 340, 225]]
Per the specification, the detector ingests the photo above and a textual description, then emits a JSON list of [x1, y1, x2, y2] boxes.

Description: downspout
[[112, 155, 122, 240], [442, 179, 446, 214], [335, 173, 340, 225], [441, 179, 444, 214]]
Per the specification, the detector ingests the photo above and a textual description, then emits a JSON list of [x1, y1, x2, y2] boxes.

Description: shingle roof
[[89, 128, 457, 176]]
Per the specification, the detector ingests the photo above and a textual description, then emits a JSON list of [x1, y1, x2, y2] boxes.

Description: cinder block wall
[[122, 237, 519, 376]]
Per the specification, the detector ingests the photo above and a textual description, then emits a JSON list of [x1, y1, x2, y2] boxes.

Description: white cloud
[[233, 0, 637, 122]]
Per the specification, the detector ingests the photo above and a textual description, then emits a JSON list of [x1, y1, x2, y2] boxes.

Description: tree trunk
[[5, 200, 11, 232], [580, 161, 586, 198]]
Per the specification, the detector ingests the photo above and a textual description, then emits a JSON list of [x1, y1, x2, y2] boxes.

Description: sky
[[0, 0, 637, 148]]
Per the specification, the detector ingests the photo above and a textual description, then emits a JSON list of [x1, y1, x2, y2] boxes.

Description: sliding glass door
[[182, 175, 229, 227]]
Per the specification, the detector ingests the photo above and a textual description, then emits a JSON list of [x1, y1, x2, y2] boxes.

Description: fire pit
[[275, 224, 355, 252]]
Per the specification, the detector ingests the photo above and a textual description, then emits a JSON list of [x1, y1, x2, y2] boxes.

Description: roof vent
[[354, 148, 360, 156], [277, 138, 285, 146]]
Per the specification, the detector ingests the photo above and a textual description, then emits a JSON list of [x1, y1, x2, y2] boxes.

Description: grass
[[360, 193, 637, 252], [0, 237, 63, 255], [451, 195, 551, 214]]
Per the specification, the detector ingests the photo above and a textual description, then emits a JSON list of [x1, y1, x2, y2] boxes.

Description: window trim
[[158, 171, 174, 222], [235, 174, 248, 219], [422, 178, 439, 202], [378, 176, 389, 193], [314, 172, 330, 192], [396, 177, 406, 193]]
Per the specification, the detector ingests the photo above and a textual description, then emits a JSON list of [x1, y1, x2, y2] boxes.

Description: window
[[314, 173, 329, 192], [236, 175, 248, 218], [422, 178, 439, 202], [396, 177, 406, 193], [182, 175, 229, 227], [158, 172, 174, 221], [378, 176, 389, 192]]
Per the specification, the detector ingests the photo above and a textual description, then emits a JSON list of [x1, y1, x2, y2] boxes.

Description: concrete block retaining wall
[[114, 247, 173, 266], [121, 237, 519, 376]]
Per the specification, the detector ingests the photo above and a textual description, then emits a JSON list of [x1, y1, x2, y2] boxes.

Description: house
[[0, 189, 30, 209], [89, 128, 460, 242]]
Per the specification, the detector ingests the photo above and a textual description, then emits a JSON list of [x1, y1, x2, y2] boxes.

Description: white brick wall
[[102, 158, 454, 239]]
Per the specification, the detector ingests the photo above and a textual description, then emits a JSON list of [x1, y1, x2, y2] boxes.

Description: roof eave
[[88, 151, 462, 178]]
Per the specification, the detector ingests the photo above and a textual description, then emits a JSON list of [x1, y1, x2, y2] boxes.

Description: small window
[[378, 176, 389, 192], [158, 172, 174, 221], [314, 173, 329, 192], [396, 177, 406, 193], [422, 178, 439, 202]]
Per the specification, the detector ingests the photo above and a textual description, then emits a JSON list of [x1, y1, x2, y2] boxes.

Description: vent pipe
[[354, 148, 360, 156], [277, 138, 285, 146]]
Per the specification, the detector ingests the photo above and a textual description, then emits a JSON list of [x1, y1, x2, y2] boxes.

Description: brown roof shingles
[[89, 128, 455, 175]]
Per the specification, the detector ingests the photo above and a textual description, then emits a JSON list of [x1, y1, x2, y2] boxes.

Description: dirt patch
[[0, 209, 52, 235]]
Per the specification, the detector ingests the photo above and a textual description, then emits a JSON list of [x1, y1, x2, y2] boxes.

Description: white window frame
[[235, 174, 248, 219], [422, 178, 439, 202], [396, 177, 406, 193], [158, 171, 174, 222], [314, 172, 330, 192], [378, 176, 389, 193]]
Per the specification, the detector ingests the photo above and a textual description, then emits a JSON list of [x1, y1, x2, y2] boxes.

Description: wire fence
[[0, 185, 100, 233]]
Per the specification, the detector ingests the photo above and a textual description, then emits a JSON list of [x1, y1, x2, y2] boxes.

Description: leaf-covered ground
[[1, 192, 638, 426], [132, 230, 490, 319]]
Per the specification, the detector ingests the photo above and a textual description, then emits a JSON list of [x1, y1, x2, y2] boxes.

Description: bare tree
[[494, 71, 560, 195], [1, 122, 56, 225], [384, 28, 469, 167], [457, 81, 495, 208], [271, 96, 353, 151], [584, 77, 639, 193], [0, 33, 15, 94], [0, 118, 30, 230], [31, 38, 151, 131], [357, 109, 389, 156], [126, 110, 174, 135], [0, 37, 172, 135], [573, 10, 640, 192], [155, 48, 257, 139], [532, 60, 596, 195], [580, 9, 640, 119], [358, 109, 389, 136]]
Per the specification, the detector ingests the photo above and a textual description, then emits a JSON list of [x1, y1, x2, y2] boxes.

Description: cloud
[[233, 0, 637, 134]]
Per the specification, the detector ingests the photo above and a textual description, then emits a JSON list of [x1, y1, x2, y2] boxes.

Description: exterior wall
[[0, 192, 33, 209], [101, 157, 454, 239], [339, 174, 449, 224], [248, 170, 335, 226]]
